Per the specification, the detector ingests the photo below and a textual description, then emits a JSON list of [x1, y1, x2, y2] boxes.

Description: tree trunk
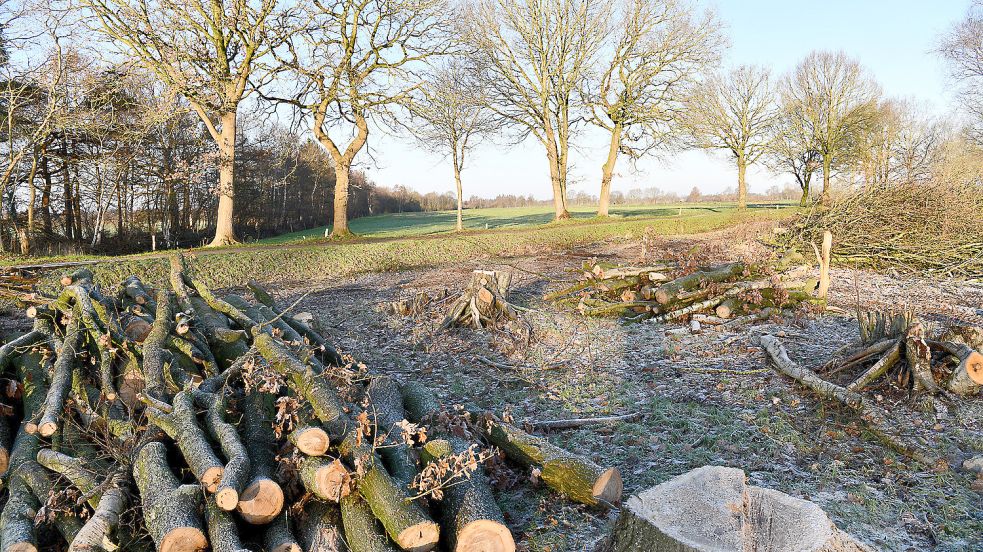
[[40, 154, 52, 235], [799, 172, 811, 207], [132, 441, 209, 552], [545, 140, 570, 221], [821, 154, 831, 204], [737, 156, 747, 210], [208, 112, 238, 247], [453, 151, 464, 232], [330, 164, 353, 239], [598, 124, 621, 217]]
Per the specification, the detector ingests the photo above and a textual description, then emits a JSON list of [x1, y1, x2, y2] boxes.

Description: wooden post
[[815, 230, 832, 299]]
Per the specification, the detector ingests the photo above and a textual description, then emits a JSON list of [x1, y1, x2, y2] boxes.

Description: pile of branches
[[0, 256, 623, 552], [546, 259, 822, 327], [776, 180, 983, 279], [761, 312, 983, 468]]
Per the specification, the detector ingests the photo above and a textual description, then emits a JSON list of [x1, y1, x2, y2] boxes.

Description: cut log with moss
[[340, 494, 400, 552], [191, 389, 250, 510], [143, 391, 225, 493], [132, 441, 209, 552], [337, 433, 440, 551], [298, 501, 344, 552], [237, 391, 285, 524], [401, 382, 621, 507], [205, 497, 249, 552], [366, 376, 417, 484], [471, 411, 622, 507], [652, 262, 746, 305], [420, 439, 515, 552], [36, 316, 82, 437]]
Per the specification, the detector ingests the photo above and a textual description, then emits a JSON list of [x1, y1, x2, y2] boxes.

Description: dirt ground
[[258, 224, 981, 551]]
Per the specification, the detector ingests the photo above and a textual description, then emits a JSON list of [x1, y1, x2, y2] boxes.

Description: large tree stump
[[603, 466, 871, 552], [440, 270, 519, 330]]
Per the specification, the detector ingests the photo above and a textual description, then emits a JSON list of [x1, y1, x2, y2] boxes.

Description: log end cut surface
[[593, 467, 623, 504], [966, 351, 983, 384], [237, 478, 284, 524], [457, 520, 516, 552], [215, 487, 239, 511], [396, 522, 441, 552], [160, 527, 208, 552], [271, 545, 303, 552], [295, 428, 330, 456], [5, 544, 38, 552], [201, 466, 224, 493]]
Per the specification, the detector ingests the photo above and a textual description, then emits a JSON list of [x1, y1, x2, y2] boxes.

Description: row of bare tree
[[2, 0, 982, 253]]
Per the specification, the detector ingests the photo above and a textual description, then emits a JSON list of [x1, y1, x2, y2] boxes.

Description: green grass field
[[258, 202, 793, 244], [3, 203, 798, 297]]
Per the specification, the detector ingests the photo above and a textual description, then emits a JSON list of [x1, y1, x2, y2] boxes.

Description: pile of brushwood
[[0, 255, 623, 552], [776, 180, 983, 279], [760, 311, 982, 469], [546, 258, 823, 327]]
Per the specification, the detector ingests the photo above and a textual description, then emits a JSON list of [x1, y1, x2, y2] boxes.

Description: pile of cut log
[[546, 259, 824, 326], [0, 256, 622, 552]]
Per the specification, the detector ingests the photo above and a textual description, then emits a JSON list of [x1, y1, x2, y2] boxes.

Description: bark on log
[[847, 342, 902, 392], [205, 497, 249, 552], [36, 316, 82, 437], [298, 501, 344, 552], [337, 432, 440, 551], [247, 280, 343, 366], [144, 391, 225, 493], [132, 441, 208, 552], [340, 494, 399, 552], [652, 263, 746, 305], [401, 382, 621, 507], [420, 439, 514, 552], [191, 390, 250, 510], [904, 322, 940, 395], [264, 511, 303, 552], [237, 391, 285, 524], [67, 472, 127, 552], [471, 412, 622, 506], [367, 376, 417, 485]]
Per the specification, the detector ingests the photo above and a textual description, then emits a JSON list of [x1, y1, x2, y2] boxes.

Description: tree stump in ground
[[858, 309, 913, 344], [440, 270, 519, 330], [602, 466, 871, 552]]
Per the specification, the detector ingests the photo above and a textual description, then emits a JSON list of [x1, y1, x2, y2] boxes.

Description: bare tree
[[587, 0, 721, 216], [83, 0, 277, 246], [268, 0, 451, 238], [851, 99, 946, 186], [683, 65, 776, 209], [781, 51, 879, 202], [938, 1, 983, 144], [463, 0, 609, 220], [768, 94, 821, 206], [406, 59, 496, 231]]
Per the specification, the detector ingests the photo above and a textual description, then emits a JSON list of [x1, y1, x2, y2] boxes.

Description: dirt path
[[254, 228, 982, 551]]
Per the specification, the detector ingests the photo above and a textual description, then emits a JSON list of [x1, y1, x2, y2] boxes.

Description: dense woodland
[[1, 0, 982, 255]]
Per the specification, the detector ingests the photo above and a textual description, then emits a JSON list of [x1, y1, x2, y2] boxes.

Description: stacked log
[[547, 259, 821, 324], [0, 256, 621, 551]]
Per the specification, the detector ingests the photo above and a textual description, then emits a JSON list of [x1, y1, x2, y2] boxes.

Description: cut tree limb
[[132, 441, 208, 552]]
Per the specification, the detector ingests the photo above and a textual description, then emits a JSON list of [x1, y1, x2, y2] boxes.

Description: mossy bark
[[191, 390, 250, 510], [145, 391, 225, 492], [420, 439, 513, 552], [367, 376, 417, 484], [299, 502, 343, 552], [132, 441, 208, 552], [340, 494, 399, 552]]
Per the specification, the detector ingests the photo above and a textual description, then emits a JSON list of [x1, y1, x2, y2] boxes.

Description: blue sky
[[362, 0, 970, 199]]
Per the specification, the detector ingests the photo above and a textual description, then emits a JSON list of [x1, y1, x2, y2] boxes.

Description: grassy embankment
[[9, 203, 795, 294]]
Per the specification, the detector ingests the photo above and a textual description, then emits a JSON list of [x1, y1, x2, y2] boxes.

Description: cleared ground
[[259, 223, 982, 552]]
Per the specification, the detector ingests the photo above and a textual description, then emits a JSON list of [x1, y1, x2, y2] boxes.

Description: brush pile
[[761, 312, 983, 469], [776, 181, 983, 279], [0, 255, 622, 552], [546, 258, 824, 326]]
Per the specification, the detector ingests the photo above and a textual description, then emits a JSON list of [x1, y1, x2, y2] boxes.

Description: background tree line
[[1, 0, 981, 256]]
